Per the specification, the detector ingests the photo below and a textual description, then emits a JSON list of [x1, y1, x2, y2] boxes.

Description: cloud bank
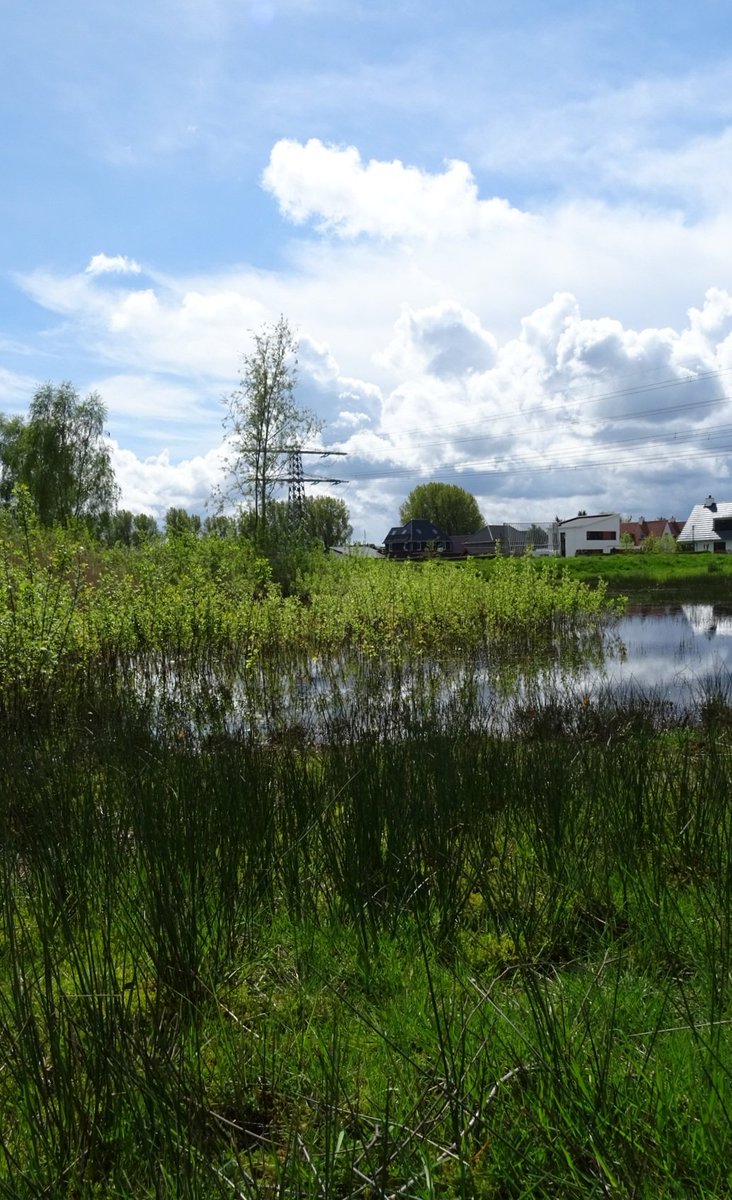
[[14, 140, 732, 540]]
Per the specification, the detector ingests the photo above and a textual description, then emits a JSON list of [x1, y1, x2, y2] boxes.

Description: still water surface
[[267, 604, 732, 736], [543, 603, 732, 715]]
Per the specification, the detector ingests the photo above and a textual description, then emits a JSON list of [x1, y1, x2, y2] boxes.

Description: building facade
[[557, 512, 620, 557], [678, 497, 732, 552]]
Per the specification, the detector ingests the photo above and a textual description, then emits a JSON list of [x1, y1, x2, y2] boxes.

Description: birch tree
[[217, 317, 321, 533], [0, 382, 118, 526]]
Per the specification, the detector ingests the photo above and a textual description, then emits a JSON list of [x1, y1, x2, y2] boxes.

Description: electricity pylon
[[270, 447, 348, 527]]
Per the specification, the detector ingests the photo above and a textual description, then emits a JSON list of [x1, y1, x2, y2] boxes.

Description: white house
[[677, 496, 732, 552], [558, 512, 620, 557]]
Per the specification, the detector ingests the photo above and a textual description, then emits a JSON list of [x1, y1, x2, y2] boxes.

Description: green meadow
[[544, 548, 732, 602]]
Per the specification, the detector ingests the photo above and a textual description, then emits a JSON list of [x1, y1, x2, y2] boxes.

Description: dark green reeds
[[2, 667, 732, 1197]]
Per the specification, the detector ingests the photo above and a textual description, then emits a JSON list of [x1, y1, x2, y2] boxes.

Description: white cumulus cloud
[[262, 138, 526, 240], [16, 137, 732, 541], [85, 254, 142, 276], [379, 301, 498, 379], [111, 443, 226, 521]]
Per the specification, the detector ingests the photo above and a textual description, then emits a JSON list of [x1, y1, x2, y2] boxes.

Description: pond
[[138, 603, 732, 744], [493, 602, 732, 735], [562, 602, 732, 704]]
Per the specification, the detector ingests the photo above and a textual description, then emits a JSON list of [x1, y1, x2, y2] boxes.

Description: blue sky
[[3, 0, 732, 539]]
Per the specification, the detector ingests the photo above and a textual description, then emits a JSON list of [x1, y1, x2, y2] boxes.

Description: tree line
[[0, 319, 352, 550], [0, 316, 492, 553]]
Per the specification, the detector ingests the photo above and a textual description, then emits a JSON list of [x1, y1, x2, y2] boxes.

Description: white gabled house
[[558, 512, 620, 557], [677, 496, 732, 552]]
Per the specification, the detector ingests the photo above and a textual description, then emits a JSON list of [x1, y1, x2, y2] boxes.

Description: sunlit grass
[[552, 548, 732, 598]]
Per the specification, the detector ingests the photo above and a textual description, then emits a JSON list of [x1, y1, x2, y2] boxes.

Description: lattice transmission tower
[[271, 447, 348, 528]]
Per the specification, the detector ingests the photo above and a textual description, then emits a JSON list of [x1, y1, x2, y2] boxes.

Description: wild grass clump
[[9, 520, 729, 1194], [305, 554, 619, 657]]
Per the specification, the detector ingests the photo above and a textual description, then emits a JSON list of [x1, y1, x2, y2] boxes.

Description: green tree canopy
[[399, 482, 484, 535], [0, 382, 119, 526], [526, 522, 549, 548], [304, 494, 352, 549], [203, 513, 241, 539], [165, 507, 202, 539], [238, 494, 352, 550], [131, 512, 160, 546], [97, 510, 160, 547]]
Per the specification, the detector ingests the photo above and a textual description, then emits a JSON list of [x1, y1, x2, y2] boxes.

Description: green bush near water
[[0, 510, 618, 713]]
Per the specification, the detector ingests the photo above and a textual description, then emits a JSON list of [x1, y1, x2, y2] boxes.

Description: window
[[586, 530, 616, 541]]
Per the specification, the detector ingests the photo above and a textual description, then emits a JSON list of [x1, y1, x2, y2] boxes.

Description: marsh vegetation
[[2, 518, 731, 1197]]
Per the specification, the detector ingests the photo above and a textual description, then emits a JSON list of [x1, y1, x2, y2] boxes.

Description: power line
[[340, 428, 732, 486], [392, 391, 732, 455], [373, 366, 732, 448], [260, 446, 348, 526], [328, 390, 731, 475], [319, 369, 732, 492]]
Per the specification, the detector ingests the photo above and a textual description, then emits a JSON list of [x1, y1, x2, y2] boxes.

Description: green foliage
[[526, 521, 549, 547], [0, 382, 119, 526], [0, 415, 26, 499], [98, 508, 160, 547], [202, 512, 241, 538], [304, 493, 352, 548], [0, 531, 617, 714], [0, 486, 92, 703], [2, 696, 732, 1195], [399, 481, 484, 534], [561, 549, 732, 602], [237, 498, 327, 594], [164, 506, 202, 538], [131, 511, 160, 546], [2, 516, 731, 1196], [638, 530, 680, 554], [294, 552, 616, 661]]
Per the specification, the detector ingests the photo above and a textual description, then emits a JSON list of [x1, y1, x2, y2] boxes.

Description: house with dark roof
[[678, 496, 732, 552], [383, 518, 448, 558], [384, 519, 559, 559]]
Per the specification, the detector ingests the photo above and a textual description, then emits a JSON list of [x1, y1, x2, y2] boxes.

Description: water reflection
[[518, 602, 732, 725], [135, 604, 732, 743], [601, 603, 732, 684], [681, 604, 732, 638]]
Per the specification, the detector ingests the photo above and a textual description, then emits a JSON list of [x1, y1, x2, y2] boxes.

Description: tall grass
[[2, 668, 732, 1196], [0, 520, 619, 716]]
